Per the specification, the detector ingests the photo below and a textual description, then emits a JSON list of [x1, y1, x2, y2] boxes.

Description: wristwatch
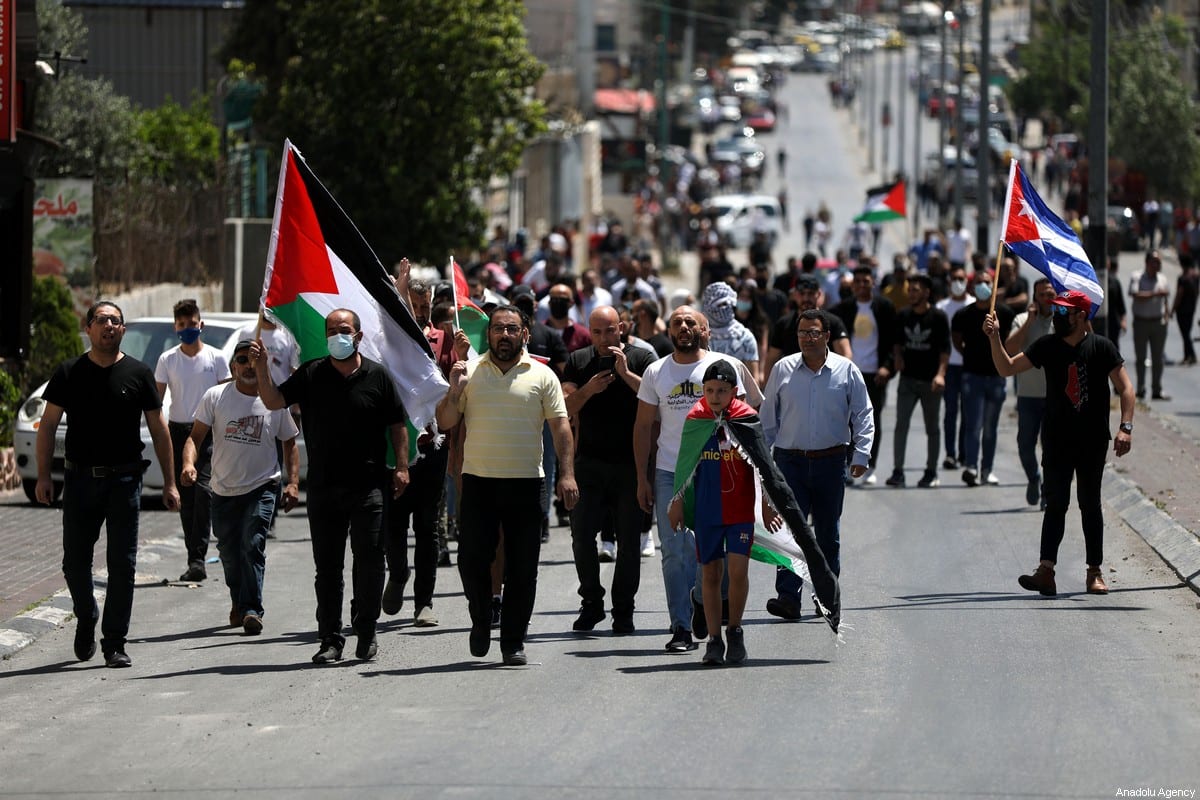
[[1119, 422, 1133, 434]]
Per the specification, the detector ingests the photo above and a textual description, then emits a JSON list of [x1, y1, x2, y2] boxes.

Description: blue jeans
[[960, 373, 1006, 472], [61, 469, 142, 654], [772, 449, 847, 603], [942, 364, 965, 461], [1015, 396, 1046, 483], [654, 469, 697, 631], [211, 482, 277, 619]]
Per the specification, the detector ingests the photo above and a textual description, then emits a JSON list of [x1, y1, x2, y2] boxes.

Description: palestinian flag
[[450, 257, 489, 356], [261, 140, 449, 452], [673, 396, 841, 632], [853, 179, 906, 223]]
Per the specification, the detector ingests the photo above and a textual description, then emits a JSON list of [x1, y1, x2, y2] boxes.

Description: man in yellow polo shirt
[[436, 305, 579, 666]]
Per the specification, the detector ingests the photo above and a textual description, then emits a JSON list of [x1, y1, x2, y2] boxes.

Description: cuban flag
[[1000, 160, 1103, 318]]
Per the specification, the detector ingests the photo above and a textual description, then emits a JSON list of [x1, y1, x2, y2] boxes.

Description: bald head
[[588, 305, 623, 350]]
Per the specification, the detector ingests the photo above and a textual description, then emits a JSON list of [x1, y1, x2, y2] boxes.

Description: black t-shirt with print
[[1024, 332, 1123, 442], [953, 302, 1013, 376], [563, 344, 656, 464], [895, 306, 951, 380]]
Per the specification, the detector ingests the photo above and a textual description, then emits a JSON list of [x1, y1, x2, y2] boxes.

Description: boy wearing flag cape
[[668, 360, 779, 665], [670, 361, 844, 660]]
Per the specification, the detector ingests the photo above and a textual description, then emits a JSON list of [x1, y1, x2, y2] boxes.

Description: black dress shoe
[[74, 617, 97, 662], [104, 650, 132, 668], [179, 566, 207, 582], [312, 639, 343, 664], [766, 595, 802, 621], [611, 615, 635, 635], [502, 649, 528, 666], [355, 634, 378, 661], [469, 624, 491, 657], [572, 605, 606, 632], [1152, 393, 1172, 401]]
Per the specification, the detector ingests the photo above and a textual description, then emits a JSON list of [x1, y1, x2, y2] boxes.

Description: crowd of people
[[36, 216, 1146, 668]]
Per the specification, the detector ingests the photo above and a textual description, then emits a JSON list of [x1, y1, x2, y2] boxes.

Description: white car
[[14, 313, 308, 504], [704, 194, 782, 249]]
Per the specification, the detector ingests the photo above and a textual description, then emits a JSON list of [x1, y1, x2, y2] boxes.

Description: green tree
[[130, 97, 222, 188], [221, 0, 546, 263], [26, 276, 84, 393], [1009, 7, 1200, 200], [32, 0, 140, 181]]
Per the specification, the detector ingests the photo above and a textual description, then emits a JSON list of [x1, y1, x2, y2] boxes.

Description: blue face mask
[[327, 333, 357, 360], [974, 283, 993, 302], [177, 327, 202, 345]]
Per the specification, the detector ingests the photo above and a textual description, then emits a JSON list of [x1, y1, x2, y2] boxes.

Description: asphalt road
[[3, 65, 1200, 800]]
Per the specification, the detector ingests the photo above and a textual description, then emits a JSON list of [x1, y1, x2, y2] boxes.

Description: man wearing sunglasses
[[181, 341, 300, 636], [36, 301, 181, 668], [985, 290, 1135, 597]]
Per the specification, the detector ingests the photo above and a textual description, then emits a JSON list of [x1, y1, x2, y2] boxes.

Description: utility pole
[[914, 39, 923, 237], [975, 0, 991, 249], [882, 45, 891, 180], [576, 0, 595, 119], [952, 6, 966, 226], [657, 5, 668, 152], [1087, 0, 1110, 335], [938, 4, 949, 228]]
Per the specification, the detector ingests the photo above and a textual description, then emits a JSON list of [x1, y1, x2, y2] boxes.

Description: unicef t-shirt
[[637, 352, 745, 472], [193, 382, 300, 496]]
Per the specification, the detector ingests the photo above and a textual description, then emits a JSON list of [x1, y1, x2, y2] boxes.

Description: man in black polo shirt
[[254, 308, 410, 664], [562, 306, 656, 634], [37, 301, 181, 668], [762, 274, 851, 378]]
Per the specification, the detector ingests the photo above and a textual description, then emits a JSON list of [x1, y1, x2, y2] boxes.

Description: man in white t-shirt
[[634, 306, 751, 653], [935, 265, 971, 469], [946, 218, 973, 269], [235, 313, 298, 387], [155, 299, 231, 582], [181, 340, 299, 635]]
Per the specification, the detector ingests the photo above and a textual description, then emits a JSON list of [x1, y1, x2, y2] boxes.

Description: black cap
[[702, 359, 738, 387], [509, 284, 535, 299], [234, 339, 254, 353]]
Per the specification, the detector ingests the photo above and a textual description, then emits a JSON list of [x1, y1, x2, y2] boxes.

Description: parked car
[[709, 135, 766, 177], [744, 107, 776, 133], [703, 193, 782, 249], [14, 313, 308, 504]]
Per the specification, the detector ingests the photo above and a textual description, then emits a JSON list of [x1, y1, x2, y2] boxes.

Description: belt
[[65, 460, 147, 478], [776, 444, 848, 459]]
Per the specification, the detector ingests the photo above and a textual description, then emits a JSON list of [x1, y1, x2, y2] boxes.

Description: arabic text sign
[[33, 179, 94, 282], [1, 0, 14, 143]]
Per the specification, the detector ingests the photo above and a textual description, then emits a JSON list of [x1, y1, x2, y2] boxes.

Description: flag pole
[[449, 256, 462, 332], [990, 159, 1020, 315]]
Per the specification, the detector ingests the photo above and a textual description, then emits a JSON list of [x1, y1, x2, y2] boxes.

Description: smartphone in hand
[[596, 355, 616, 375]]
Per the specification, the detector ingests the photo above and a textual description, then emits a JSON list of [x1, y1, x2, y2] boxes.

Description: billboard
[[0, 0, 12, 142], [33, 179, 94, 285]]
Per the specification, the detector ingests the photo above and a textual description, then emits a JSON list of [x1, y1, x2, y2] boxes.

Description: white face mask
[[950, 279, 968, 297]]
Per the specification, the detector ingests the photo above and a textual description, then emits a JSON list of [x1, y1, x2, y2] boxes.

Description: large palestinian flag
[[261, 140, 449, 444], [673, 396, 841, 632]]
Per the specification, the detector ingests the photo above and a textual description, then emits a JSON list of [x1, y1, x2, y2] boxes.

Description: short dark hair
[[173, 299, 200, 320], [852, 265, 873, 279], [798, 308, 828, 331], [430, 301, 454, 328], [632, 298, 659, 321], [328, 308, 362, 332], [86, 301, 124, 326], [489, 304, 529, 330], [910, 274, 933, 292], [1033, 277, 1052, 291]]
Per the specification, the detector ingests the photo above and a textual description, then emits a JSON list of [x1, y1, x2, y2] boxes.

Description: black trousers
[[170, 422, 213, 569], [862, 373, 887, 469], [307, 481, 386, 647], [458, 474, 542, 652], [1040, 437, 1108, 566], [569, 456, 643, 618], [385, 445, 448, 610]]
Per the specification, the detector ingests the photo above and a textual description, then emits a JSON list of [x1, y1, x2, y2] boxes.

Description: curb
[[1104, 467, 1200, 597]]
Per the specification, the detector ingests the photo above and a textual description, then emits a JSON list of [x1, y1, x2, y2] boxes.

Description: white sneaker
[[598, 541, 616, 562], [640, 533, 656, 557], [414, 605, 439, 627], [861, 468, 877, 486], [983, 471, 1000, 486]]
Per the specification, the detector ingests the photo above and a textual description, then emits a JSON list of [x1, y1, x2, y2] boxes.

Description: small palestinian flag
[[261, 140, 449, 457], [450, 257, 490, 356], [853, 179, 906, 223]]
